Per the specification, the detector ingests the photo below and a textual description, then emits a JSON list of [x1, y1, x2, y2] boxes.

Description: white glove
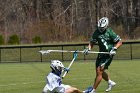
[[83, 48, 90, 55], [110, 47, 117, 56]]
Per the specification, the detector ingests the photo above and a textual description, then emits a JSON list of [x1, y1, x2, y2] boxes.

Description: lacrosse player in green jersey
[[83, 17, 122, 93]]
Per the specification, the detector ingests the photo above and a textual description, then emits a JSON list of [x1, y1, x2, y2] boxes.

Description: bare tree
[[0, 0, 139, 44]]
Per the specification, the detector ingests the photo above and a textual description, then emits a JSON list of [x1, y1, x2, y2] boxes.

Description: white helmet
[[97, 17, 109, 32], [50, 60, 64, 72]]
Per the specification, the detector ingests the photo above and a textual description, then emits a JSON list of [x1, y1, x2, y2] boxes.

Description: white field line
[[0, 77, 92, 87]]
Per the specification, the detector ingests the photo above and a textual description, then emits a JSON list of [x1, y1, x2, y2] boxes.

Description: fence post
[[0, 48, 1, 63], [130, 43, 132, 60], [84, 45, 86, 60], [62, 46, 64, 61], [20, 47, 21, 62], [40, 47, 43, 62]]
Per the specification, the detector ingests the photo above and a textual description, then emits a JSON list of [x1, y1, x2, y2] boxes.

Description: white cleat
[[106, 81, 116, 92], [83, 90, 96, 93]]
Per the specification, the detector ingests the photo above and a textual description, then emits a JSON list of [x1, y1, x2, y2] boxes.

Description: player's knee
[[96, 67, 104, 75]]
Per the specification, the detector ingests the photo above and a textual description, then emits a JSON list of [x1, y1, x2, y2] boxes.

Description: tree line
[[0, 0, 139, 44]]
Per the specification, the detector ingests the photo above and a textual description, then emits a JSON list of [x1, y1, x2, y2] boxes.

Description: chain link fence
[[0, 41, 140, 63]]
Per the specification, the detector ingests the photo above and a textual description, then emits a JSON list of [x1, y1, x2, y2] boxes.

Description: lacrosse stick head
[[73, 50, 78, 59], [39, 50, 51, 55]]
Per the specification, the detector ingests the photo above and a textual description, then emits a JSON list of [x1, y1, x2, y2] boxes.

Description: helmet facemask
[[97, 17, 109, 33], [98, 27, 106, 33], [50, 60, 64, 76]]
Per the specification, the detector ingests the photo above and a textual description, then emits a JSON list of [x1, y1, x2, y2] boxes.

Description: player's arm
[[110, 40, 122, 56], [83, 41, 95, 55], [114, 40, 122, 49], [88, 41, 94, 50], [110, 33, 122, 55], [83, 31, 97, 55]]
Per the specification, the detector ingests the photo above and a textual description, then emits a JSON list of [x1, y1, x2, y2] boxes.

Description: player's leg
[[102, 56, 116, 92], [60, 84, 82, 93], [93, 66, 104, 89], [104, 72, 116, 92], [83, 66, 104, 93], [84, 55, 105, 93], [65, 87, 83, 93], [83, 66, 103, 93], [102, 71, 109, 81], [91, 54, 107, 91], [102, 71, 116, 92]]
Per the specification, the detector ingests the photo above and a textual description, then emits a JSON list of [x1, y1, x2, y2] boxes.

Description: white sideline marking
[[0, 77, 92, 87]]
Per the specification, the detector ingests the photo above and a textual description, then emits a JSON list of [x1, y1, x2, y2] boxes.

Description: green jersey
[[90, 28, 121, 52]]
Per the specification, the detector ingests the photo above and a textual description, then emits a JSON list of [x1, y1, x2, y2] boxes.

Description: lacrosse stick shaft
[[39, 50, 110, 54], [62, 51, 78, 78], [62, 57, 76, 78]]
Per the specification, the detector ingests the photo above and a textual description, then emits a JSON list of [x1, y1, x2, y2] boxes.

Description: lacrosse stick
[[39, 50, 110, 55], [62, 51, 78, 79]]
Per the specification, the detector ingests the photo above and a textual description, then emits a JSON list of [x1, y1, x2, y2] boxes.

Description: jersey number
[[101, 39, 108, 50]]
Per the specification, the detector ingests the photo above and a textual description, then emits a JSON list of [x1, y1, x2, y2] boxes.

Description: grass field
[[0, 60, 140, 93]]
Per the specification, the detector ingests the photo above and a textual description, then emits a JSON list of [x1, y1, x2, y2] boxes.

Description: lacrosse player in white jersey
[[42, 60, 83, 93]]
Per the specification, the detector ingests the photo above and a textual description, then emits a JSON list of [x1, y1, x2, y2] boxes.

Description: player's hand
[[83, 48, 90, 55], [110, 47, 117, 56], [64, 67, 70, 72]]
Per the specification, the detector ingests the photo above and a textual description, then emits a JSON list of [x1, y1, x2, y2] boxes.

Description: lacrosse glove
[[64, 67, 70, 72], [83, 48, 90, 55], [110, 47, 117, 56]]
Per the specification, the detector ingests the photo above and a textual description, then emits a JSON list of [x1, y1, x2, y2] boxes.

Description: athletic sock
[[92, 88, 96, 92], [108, 79, 112, 84]]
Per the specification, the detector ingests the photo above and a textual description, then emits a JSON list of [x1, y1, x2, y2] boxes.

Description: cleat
[[83, 87, 96, 93], [106, 81, 116, 92], [83, 90, 96, 93], [90, 90, 96, 93]]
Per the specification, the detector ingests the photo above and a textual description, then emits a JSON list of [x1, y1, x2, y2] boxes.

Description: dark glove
[[110, 47, 117, 56], [83, 48, 90, 55]]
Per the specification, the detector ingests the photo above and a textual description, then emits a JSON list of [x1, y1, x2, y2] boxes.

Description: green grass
[[0, 60, 140, 93]]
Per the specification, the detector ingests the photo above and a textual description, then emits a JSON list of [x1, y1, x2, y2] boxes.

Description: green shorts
[[96, 54, 113, 69]]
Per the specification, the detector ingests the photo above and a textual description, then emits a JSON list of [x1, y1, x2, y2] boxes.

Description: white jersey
[[43, 72, 70, 93]]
